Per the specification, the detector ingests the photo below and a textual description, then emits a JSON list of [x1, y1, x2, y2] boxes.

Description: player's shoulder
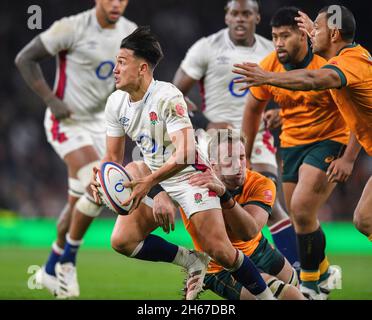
[[191, 28, 226, 50], [117, 16, 138, 33], [106, 90, 128, 112], [207, 29, 227, 47], [260, 51, 279, 71], [152, 80, 184, 101], [244, 169, 275, 190], [310, 53, 328, 68], [254, 33, 275, 53], [339, 44, 371, 62], [57, 8, 93, 28]]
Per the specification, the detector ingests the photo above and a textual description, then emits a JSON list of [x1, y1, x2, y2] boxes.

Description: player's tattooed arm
[[15, 36, 71, 119], [233, 63, 342, 91]]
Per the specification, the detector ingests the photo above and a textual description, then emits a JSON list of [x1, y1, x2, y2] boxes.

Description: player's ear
[[330, 28, 340, 43], [255, 13, 261, 25], [139, 62, 148, 75]]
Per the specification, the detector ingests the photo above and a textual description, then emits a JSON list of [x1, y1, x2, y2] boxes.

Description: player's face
[[215, 141, 247, 189], [114, 48, 144, 91], [311, 12, 332, 57], [96, 0, 128, 24], [225, 0, 260, 45], [272, 26, 303, 64]]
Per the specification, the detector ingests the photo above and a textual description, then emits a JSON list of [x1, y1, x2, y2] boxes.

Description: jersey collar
[[336, 42, 358, 56], [128, 79, 156, 107], [283, 44, 314, 71]]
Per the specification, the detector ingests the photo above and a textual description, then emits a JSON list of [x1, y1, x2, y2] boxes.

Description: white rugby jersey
[[105, 80, 207, 179], [40, 9, 137, 122], [181, 28, 274, 130]]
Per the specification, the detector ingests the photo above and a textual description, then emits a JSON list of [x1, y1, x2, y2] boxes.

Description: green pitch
[[0, 216, 371, 300], [0, 248, 372, 300]]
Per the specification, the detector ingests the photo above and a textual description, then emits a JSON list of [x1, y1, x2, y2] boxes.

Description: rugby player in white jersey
[[173, 0, 299, 271], [91, 26, 275, 300], [15, 0, 138, 297]]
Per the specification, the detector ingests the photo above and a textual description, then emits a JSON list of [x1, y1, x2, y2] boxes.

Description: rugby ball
[[96, 162, 133, 215]]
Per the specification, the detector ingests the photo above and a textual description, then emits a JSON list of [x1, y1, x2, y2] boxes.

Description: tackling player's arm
[[14, 36, 71, 119], [232, 62, 342, 91], [188, 169, 266, 241], [242, 93, 269, 167]]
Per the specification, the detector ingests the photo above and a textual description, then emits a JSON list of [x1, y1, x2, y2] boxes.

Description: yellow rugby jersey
[[322, 44, 372, 156], [180, 169, 276, 274], [250, 49, 349, 147]]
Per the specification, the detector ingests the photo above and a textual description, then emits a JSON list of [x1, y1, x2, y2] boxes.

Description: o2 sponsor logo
[[136, 134, 158, 154], [229, 77, 249, 97], [96, 60, 115, 80], [115, 182, 125, 193]]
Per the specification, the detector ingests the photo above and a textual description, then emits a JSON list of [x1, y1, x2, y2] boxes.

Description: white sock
[[172, 246, 192, 268], [256, 287, 276, 300], [52, 242, 64, 255]]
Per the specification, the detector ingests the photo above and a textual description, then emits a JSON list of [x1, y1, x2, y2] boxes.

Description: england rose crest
[[194, 193, 203, 204], [175, 104, 185, 117], [149, 111, 158, 125]]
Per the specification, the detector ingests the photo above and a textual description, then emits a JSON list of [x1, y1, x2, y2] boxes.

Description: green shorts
[[280, 140, 346, 183], [203, 236, 285, 300]]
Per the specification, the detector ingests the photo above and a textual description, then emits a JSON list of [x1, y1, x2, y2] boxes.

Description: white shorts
[[250, 128, 278, 169], [160, 171, 221, 219], [44, 109, 106, 159]]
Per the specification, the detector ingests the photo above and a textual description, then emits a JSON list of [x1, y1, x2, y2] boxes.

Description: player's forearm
[[222, 201, 259, 240], [242, 108, 261, 160], [266, 69, 319, 91], [102, 136, 125, 165], [15, 37, 55, 103], [343, 132, 362, 162], [149, 136, 195, 184], [150, 158, 188, 185]]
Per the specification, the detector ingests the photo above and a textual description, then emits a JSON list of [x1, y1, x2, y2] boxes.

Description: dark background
[[1, 0, 371, 219]]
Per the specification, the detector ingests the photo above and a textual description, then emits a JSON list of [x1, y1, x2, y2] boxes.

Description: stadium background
[[1, 0, 371, 299]]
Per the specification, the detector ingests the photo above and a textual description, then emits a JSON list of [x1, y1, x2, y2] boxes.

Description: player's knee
[[77, 161, 100, 191], [353, 209, 372, 236], [75, 194, 103, 218], [203, 242, 235, 269], [290, 200, 314, 228], [110, 233, 133, 256]]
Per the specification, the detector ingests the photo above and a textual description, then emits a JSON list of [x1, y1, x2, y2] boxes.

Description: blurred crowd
[[1, 0, 371, 219]]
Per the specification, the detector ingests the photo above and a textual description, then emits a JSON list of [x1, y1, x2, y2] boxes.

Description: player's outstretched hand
[[153, 191, 177, 234], [295, 11, 314, 38], [90, 166, 101, 205], [264, 109, 282, 130], [46, 95, 72, 120], [232, 62, 270, 90], [122, 177, 153, 214], [189, 168, 226, 196], [326, 157, 354, 183]]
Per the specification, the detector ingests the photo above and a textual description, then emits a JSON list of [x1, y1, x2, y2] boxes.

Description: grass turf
[[1, 247, 372, 300]]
